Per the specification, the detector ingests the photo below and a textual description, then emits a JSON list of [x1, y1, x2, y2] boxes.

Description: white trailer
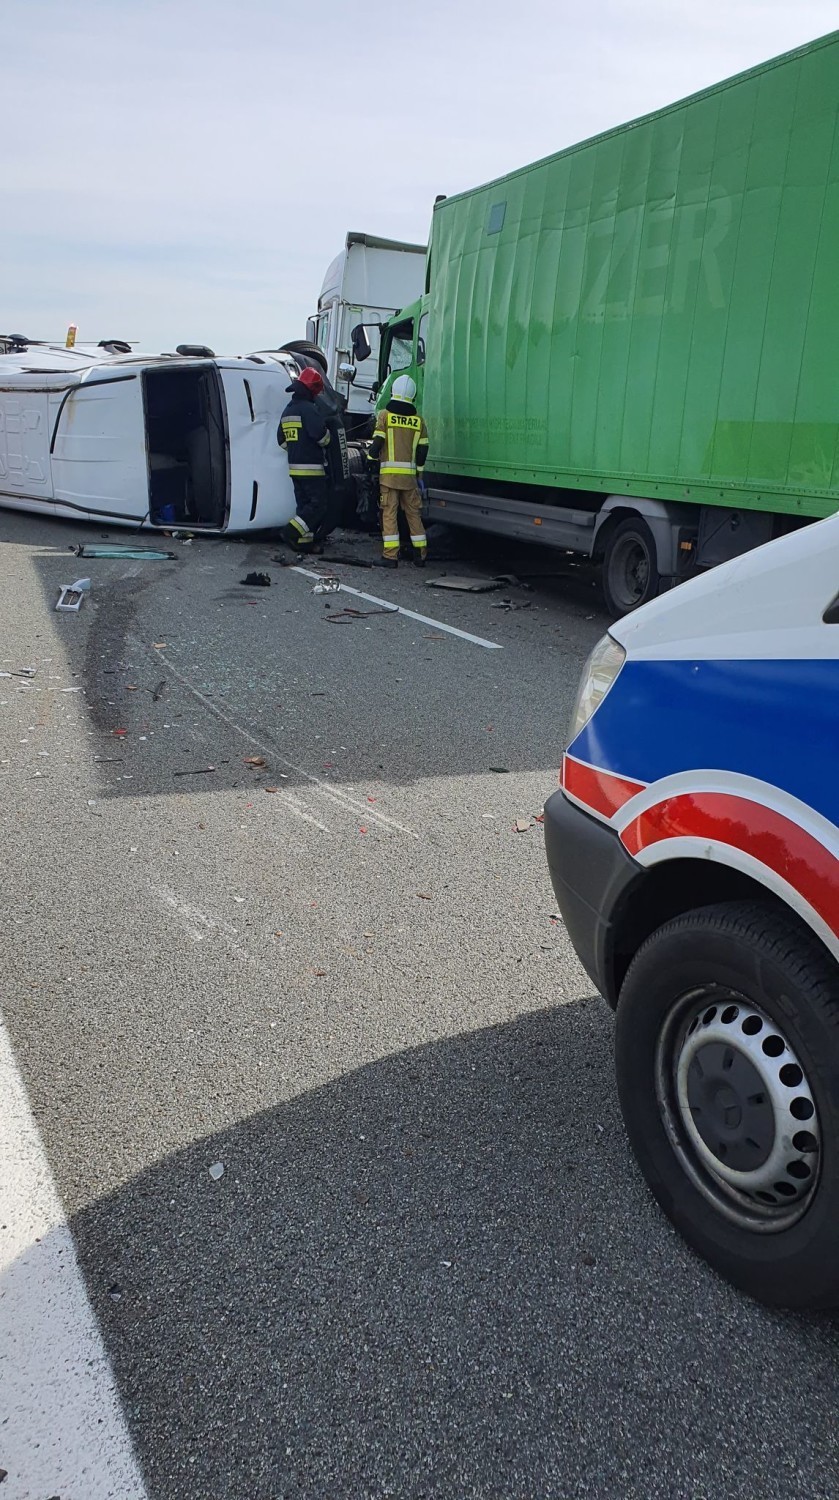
[[0, 342, 308, 533], [305, 232, 426, 434]]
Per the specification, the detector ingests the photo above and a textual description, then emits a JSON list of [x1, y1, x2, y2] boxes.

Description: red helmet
[[297, 366, 324, 396]]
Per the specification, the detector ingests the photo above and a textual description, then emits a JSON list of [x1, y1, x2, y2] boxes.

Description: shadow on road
[[55, 1002, 839, 1499]]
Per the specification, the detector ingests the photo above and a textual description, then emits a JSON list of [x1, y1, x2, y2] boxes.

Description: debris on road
[[515, 818, 534, 832], [491, 599, 532, 611], [173, 766, 217, 777], [265, 785, 280, 793], [326, 605, 398, 623], [55, 578, 90, 612], [152, 680, 167, 701], [425, 575, 500, 593], [241, 571, 271, 587], [244, 756, 266, 767], [76, 544, 176, 560], [417, 892, 432, 900], [489, 766, 509, 774], [312, 575, 341, 594], [208, 1162, 225, 1181]]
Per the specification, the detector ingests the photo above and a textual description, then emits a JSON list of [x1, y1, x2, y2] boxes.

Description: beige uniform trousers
[[380, 484, 427, 559]]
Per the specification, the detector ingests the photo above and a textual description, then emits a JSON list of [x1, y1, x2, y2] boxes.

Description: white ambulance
[[545, 513, 839, 1308]]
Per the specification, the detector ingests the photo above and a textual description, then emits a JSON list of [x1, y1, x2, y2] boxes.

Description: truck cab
[[372, 298, 428, 413], [307, 234, 426, 436]]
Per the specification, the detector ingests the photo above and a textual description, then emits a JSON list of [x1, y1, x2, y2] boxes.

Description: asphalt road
[[1, 511, 837, 1500]]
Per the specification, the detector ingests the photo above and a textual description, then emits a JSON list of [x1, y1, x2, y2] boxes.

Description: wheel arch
[[592, 496, 698, 576], [609, 857, 837, 1004]]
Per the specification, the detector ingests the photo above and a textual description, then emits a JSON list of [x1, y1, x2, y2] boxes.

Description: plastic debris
[[208, 1162, 225, 1181], [426, 575, 500, 593], [241, 571, 271, 587], [312, 575, 341, 594], [515, 818, 533, 832], [56, 578, 90, 611]]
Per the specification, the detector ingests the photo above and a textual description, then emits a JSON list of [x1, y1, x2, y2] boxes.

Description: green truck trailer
[[357, 31, 839, 614]]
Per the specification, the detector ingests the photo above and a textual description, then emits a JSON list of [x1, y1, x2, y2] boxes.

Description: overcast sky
[[3, 0, 837, 352]]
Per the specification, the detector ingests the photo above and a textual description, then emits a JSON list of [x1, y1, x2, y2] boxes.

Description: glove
[[418, 477, 428, 501]]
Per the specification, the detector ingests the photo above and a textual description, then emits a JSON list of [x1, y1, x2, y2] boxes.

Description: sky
[[3, 0, 838, 353]]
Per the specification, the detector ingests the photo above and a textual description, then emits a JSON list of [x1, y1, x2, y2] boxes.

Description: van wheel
[[614, 901, 839, 1308], [602, 517, 659, 616], [280, 340, 328, 373]]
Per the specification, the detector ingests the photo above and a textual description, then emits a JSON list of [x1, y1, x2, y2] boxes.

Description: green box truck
[[359, 31, 839, 615]]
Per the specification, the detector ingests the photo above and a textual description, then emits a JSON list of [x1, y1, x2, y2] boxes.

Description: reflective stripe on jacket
[[279, 396, 331, 478], [372, 406, 429, 490]]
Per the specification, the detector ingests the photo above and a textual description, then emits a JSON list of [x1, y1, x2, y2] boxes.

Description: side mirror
[[306, 318, 316, 342], [350, 323, 372, 362], [338, 362, 357, 384]]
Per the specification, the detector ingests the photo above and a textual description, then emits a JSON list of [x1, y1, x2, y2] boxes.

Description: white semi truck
[[301, 232, 426, 436]]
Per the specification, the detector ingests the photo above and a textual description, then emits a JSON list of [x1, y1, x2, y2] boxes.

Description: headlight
[[569, 634, 626, 741]]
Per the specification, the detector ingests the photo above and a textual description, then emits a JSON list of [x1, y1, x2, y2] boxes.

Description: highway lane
[[1, 511, 837, 1499]]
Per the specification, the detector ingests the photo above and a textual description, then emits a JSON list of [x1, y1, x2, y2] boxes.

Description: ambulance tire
[[280, 340, 328, 374], [602, 517, 659, 617], [614, 901, 839, 1309]]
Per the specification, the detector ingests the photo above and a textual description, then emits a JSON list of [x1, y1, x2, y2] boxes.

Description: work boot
[[375, 557, 398, 569], [413, 553, 426, 568]]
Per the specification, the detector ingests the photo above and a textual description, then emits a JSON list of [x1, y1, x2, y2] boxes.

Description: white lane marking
[[0, 1018, 148, 1500], [144, 643, 418, 839], [291, 566, 503, 650], [149, 882, 254, 963]]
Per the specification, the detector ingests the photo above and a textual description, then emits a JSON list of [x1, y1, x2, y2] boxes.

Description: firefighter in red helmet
[[278, 366, 332, 551]]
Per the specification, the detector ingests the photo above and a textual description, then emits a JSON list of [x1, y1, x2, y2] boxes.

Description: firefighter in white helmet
[[369, 374, 430, 567]]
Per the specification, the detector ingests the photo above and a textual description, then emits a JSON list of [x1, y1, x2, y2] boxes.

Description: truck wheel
[[602, 517, 659, 616], [280, 340, 328, 373], [614, 902, 839, 1308]]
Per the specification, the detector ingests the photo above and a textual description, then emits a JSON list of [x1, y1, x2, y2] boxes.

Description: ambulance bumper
[[543, 788, 641, 1009]]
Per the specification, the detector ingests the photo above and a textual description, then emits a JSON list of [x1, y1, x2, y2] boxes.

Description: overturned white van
[[0, 343, 304, 533]]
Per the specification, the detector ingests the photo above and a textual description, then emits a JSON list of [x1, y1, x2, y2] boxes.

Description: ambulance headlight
[[569, 634, 626, 740]]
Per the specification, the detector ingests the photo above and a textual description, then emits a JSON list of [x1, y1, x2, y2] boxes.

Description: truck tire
[[614, 901, 839, 1309], [602, 516, 659, 616], [280, 339, 328, 374]]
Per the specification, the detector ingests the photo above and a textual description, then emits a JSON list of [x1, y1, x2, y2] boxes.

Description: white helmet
[[392, 374, 417, 403]]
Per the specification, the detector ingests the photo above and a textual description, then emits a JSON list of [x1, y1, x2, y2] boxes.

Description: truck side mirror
[[350, 324, 372, 362], [338, 362, 357, 384], [306, 318, 317, 342]]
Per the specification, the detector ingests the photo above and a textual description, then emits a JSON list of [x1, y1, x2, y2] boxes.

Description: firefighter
[[278, 366, 331, 551], [369, 374, 429, 567]]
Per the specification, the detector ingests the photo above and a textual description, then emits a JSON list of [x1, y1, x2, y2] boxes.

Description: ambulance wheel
[[602, 517, 659, 616], [280, 340, 328, 374], [614, 901, 839, 1308]]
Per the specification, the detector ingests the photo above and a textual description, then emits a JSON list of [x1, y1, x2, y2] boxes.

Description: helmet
[[392, 374, 416, 403], [297, 366, 324, 396]]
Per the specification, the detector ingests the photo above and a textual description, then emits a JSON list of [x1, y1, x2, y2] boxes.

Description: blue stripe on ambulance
[[569, 658, 839, 828]]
